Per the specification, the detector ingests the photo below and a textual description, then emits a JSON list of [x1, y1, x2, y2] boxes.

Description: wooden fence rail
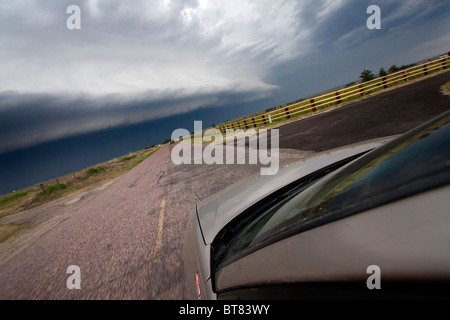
[[217, 55, 449, 133]]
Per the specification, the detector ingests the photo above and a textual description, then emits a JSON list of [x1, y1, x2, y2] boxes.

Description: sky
[[0, 0, 450, 154]]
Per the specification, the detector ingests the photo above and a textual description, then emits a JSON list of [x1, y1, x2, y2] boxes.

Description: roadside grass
[[128, 147, 161, 169], [86, 166, 106, 177], [442, 81, 450, 96], [0, 223, 27, 243], [0, 192, 29, 205], [0, 146, 161, 222], [120, 154, 136, 162]]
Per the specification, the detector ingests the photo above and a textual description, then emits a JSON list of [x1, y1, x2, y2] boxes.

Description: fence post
[[443, 57, 448, 70], [382, 77, 388, 89], [284, 107, 290, 119], [252, 117, 256, 128], [244, 119, 248, 129], [403, 70, 408, 82], [335, 91, 342, 104], [359, 84, 364, 96], [310, 98, 316, 112], [423, 63, 428, 75], [262, 114, 267, 125]]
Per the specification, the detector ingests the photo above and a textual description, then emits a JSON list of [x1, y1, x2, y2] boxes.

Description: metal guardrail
[[216, 55, 449, 133]]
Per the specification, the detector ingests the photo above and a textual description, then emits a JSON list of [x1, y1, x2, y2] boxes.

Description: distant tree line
[[359, 64, 414, 82]]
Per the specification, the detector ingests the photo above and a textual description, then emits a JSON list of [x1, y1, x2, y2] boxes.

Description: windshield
[[221, 112, 450, 265]]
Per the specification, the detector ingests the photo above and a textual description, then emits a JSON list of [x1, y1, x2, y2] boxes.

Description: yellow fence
[[216, 55, 449, 133]]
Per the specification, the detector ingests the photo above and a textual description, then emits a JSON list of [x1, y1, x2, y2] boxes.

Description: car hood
[[196, 136, 396, 244]]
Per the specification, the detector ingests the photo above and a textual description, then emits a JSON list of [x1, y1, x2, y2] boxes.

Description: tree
[[360, 69, 375, 82], [379, 67, 387, 77], [388, 65, 399, 74]]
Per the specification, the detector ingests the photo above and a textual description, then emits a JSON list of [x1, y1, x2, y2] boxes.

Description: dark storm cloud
[[0, 86, 275, 152]]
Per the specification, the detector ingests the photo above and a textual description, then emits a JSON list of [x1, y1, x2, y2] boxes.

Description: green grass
[[86, 166, 106, 177], [34, 183, 70, 202], [43, 183, 67, 194], [0, 192, 28, 205]]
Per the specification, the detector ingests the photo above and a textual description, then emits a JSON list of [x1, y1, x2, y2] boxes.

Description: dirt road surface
[[0, 71, 449, 299]]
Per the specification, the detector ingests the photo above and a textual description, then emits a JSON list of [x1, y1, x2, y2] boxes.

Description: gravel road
[[0, 71, 448, 299]]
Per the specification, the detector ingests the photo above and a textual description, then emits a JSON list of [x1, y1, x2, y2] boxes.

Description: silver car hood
[[196, 136, 396, 244]]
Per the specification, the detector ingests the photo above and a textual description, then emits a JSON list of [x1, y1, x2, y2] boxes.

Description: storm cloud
[[1, 0, 449, 152]]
